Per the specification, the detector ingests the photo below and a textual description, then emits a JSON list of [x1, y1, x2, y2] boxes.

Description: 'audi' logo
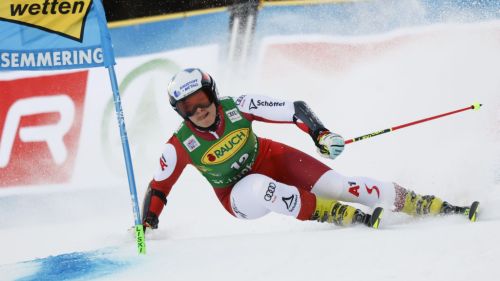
[[264, 182, 276, 201]]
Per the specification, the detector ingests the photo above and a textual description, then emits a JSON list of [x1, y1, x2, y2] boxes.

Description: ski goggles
[[176, 90, 214, 118]]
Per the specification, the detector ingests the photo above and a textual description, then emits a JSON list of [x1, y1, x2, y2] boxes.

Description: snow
[[1, 21, 500, 281]]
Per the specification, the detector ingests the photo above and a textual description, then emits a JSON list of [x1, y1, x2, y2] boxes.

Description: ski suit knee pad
[[231, 174, 302, 219], [312, 170, 396, 209]]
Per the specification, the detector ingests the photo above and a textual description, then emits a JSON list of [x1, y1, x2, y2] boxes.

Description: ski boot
[[395, 186, 479, 221], [399, 191, 444, 216], [311, 196, 383, 229]]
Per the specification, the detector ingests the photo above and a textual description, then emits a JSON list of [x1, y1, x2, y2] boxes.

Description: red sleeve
[[147, 135, 191, 216], [295, 121, 310, 134]]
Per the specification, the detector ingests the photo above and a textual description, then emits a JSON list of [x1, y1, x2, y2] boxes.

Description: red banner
[[0, 71, 88, 187]]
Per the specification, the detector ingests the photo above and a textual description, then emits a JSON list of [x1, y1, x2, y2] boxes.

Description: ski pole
[[345, 103, 482, 145]]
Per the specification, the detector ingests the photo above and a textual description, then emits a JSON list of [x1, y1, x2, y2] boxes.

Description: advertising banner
[[0, 0, 114, 71], [0, 71, 88, 186]]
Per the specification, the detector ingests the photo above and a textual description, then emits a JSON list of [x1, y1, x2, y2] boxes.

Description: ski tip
[[468, 201, 480, 222], [371, 207, 384, 229]]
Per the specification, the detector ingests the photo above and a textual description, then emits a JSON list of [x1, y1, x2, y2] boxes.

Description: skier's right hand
[[316, 131, 345, 160]]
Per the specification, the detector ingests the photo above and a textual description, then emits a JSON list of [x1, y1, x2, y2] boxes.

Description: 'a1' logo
[[0, 71, 88, 187]]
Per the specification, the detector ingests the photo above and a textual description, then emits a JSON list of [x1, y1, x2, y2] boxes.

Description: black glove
[[143, 212, 159, 231]]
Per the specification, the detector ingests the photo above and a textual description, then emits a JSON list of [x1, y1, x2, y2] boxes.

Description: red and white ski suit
[[146, 95, 397, 222]]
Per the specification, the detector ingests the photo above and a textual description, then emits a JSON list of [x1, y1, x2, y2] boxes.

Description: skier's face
[[180, 90, 216, 128], [189, 102, 216, 128]]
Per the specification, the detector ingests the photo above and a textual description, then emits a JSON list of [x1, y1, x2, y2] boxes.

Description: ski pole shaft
[[345, 103, 482, 145]]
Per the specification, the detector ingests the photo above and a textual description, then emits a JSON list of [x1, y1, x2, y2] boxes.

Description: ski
[[356, 207, 384, 229], [464, 201, 480, 222], [442, 201, 480, 222], [368, 207, 384, 229]]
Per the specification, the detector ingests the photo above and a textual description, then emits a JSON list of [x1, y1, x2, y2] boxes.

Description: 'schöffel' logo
[[256, 100, 285, 107], [0, 0, 93, 41], [201, 128, 249, 165]]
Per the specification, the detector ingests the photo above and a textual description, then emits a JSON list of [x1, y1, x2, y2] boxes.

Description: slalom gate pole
[[107, 65, 146, 254], [345, 103, 482, 145]]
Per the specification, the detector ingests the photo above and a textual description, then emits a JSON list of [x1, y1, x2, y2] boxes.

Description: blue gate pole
[[106, 65, 146, 254]]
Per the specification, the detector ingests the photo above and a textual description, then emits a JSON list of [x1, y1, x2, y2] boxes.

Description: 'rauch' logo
[[0, 0, 93, 41], [201, 128, 249, 165]]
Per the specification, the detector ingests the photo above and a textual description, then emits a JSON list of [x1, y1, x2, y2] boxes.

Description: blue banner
[[0, 0, 114, 71]]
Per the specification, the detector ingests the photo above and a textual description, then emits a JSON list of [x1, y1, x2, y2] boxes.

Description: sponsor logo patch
[[179, 79, 200, 95], [235, 95, 246, 106], [159, 155, 168, 171], [264, 182, 276, 201], [257, 100, 285, 107], [201, 128, 249, 165], [348, 181, 360, 197], [282, 194, 298, 212], [231, 198, 248, 219], [365, 184, 380, 198], [226, 108, 242, 123], [153, 144, 177, 181], [249, 99, 257, 110], [183, 135, 200, 152]]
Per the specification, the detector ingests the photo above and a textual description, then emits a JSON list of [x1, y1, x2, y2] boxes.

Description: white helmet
[[168, 68, 219, 118]]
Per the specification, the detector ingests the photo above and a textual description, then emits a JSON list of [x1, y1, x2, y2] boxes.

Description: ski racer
[[141, 68, 478, 231]]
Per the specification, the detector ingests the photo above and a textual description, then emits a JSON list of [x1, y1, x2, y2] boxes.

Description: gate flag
[[0, 0, 146, 254], [0, 0, 114, 70]]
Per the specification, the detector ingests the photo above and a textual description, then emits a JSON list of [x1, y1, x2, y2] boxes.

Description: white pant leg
[[311, 170, 396, 209], [230, 174, 302, 219]]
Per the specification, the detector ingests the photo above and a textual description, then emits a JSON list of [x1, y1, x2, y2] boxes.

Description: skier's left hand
[[316, 131, 345, 160], [143, 212, 159, 231]]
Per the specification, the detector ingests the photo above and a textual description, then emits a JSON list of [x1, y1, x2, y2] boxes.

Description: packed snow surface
[[1, 21, 499, 281]]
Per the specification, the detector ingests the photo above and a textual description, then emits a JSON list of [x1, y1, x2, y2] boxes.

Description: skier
[[141, 68, 478, 231]]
